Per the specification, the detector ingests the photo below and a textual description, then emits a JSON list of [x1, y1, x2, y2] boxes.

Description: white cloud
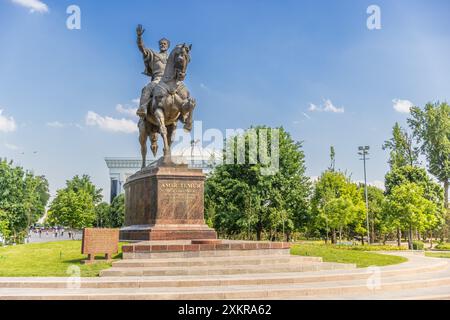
[[393, 99, 413, 114], [0, 109, 17, 133], [46, 121, 83, 129], [309, 176, 319, 183], [11, 0, 48, 13], [4, 143, 19, 150], [308, 99, 344, 113], [85, 111, 137, 134], [308, 103, 318, 112], [46, 121, 65, 128], [116, 104, 138, 118], [302, 112, 311, 120], [323, 99, 344, 113], [132, 98, 140, 105], [355, 180, 385, 190], [369, 180, 385, 190]]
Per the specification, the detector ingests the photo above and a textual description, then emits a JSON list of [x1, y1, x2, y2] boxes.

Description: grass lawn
[[0, 241, 124, 277], [291, 244, 408, 268], [425, 252, 450, 259]]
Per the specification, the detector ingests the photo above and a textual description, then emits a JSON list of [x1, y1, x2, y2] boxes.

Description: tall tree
[[47, 174, 103, 230], [358, 185, 385, 243], [0, 160, 49, 243], [385, 166, 443, 203], [382, 122, 419, 169], [66, 175, 103, 204], [311, 171, 366, 244], [384, 165, 444, 244], [0, 209, 10, 244], [47, 189, 96, 229], [109, 194, 125, 228], [205, 126, 311, 241], [408, 102, 450, 209], [329, 146, 336, 171], [385, 182, 444, 249], [94, 202, 110, 228]]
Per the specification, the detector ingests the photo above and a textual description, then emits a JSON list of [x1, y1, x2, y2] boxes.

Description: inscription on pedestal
[[158, 180, 204, 222], [159, 182, 202, 201]]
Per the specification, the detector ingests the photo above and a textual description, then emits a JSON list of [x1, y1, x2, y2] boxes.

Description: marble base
[[120, 224, 217, 241], [120, 157, 217, 241], [121, 239, 292, 259]]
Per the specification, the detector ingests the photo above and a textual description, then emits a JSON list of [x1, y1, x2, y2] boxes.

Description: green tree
[[385, 182, 444, 249], [66, 175, 103, 204], [384, 165, 444, 244], [358, 185, 386, 243], [408, 102, 450, 209], [94, 202, 110, 228], [0, 209, 10, 244], [47, 189, 96, 229], [329, 146, 336, 171], [385, 166, 443, 207], [382, 122, 419, 169], [24, 174, 50, 227], [0, 160, 50, 243], [311, 171, 366, 244], [109, 194, 125, 228], [205, 126, 311, 241]]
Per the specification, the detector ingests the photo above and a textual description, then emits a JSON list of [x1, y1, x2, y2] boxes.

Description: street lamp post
[[358, 146, 371, 245]]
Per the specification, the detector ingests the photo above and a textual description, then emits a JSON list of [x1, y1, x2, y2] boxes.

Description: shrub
[[312, 243, 407, 251], [335, 244, 407, 251], [435, 242, 450, 250], [412, 241, 424, 250]]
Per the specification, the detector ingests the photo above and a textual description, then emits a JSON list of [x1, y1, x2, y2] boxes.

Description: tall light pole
[[358, 146, 370, 245]]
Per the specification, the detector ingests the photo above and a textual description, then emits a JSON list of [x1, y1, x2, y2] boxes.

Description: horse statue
[[138, 43, 196, 168]]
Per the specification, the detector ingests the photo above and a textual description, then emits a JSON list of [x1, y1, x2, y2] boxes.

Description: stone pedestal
[[120, 157, 217, 241]]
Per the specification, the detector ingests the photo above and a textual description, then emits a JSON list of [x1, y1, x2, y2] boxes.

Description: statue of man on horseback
[[135, 25, 196, 168]]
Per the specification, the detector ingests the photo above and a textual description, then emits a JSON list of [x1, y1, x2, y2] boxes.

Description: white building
[[104, 157, 151, 202]]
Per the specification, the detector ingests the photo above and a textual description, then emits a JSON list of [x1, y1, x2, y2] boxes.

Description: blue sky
[[1, 0, 450, 200]]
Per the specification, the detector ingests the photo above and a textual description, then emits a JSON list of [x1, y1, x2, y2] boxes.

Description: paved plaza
[[26, 231, 82, 243]]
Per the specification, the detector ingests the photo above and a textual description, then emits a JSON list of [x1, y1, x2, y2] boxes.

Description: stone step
[[125, 248, 290, 259], [0, 259, 446, 289], [99, 261, 356, 277], [3, 274, 450, 300], [111, 255, 323, 268], [2, 252, 448, 299]]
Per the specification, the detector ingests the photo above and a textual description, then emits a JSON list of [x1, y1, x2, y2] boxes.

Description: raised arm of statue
[[136, 25, 151, 55], [136, 24, 145, 50]]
